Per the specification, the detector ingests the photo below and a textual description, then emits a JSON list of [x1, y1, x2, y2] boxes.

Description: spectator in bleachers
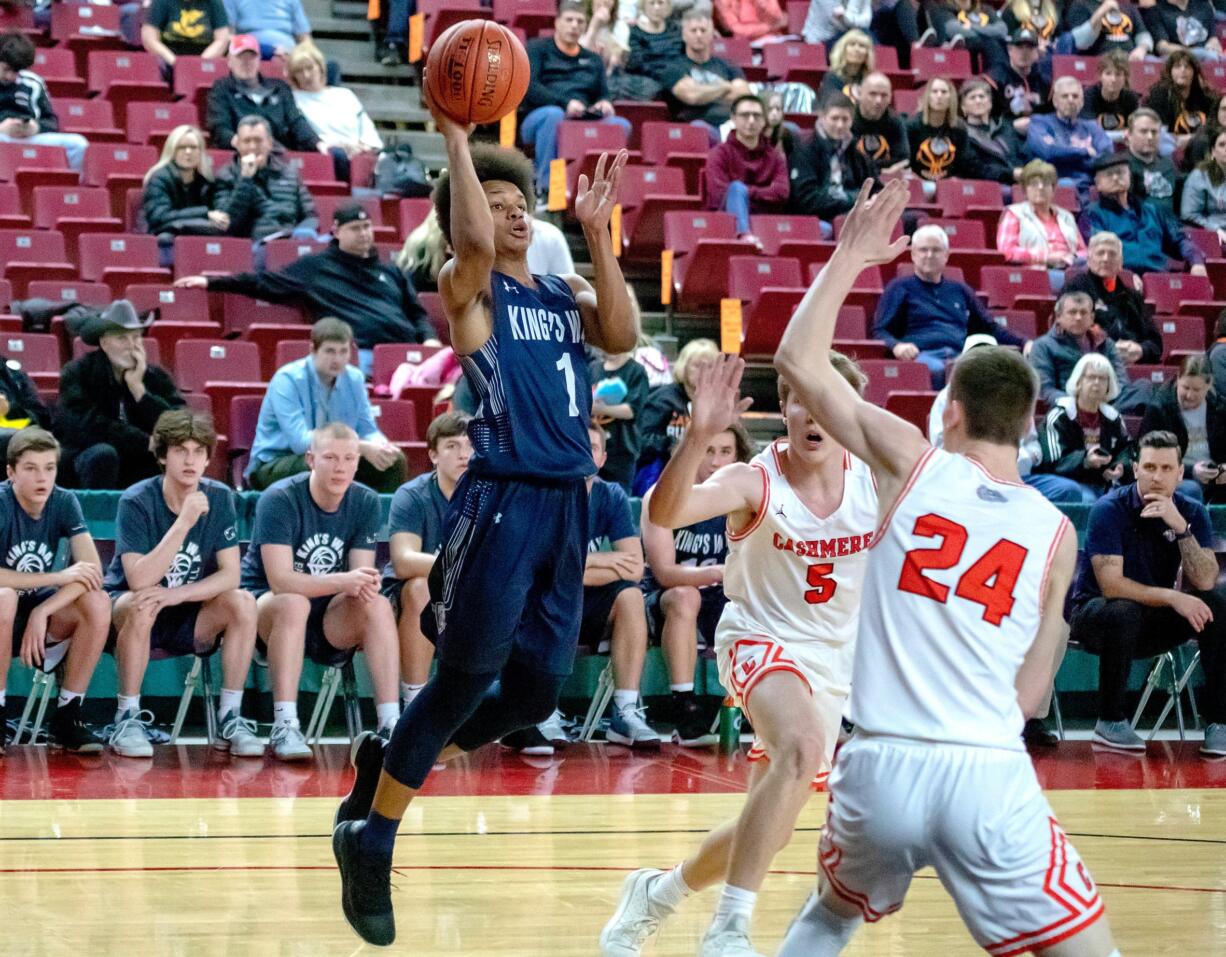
[[1029, 289, 1152, 414], [582, 0, 630, 70], [1142, 0, 1223, 63], [56, 301, 185, 490], [987, 28, 1048, 135], [287, 41, 382, 173], [211, 114, 317, 241], [520, 1, 632, 199], [0, 33, 88, 171], [381, 411, 470, 712], [960, 76, 1025, 184], [397, 209, 449, 294], [1082, 151, 1209, 276], [820, 28, 874, 101], [104, 410, 262, 759], [1068, 428, 1226, 756], [640, 421, 752, 746], [1082, 49, 1142, 143], [659, 6, 751, 144], [591, 334, 649, 492], [928, 0, 1008, 67], [636, 337, 719, 494], [1139, 354, 1226, 502], [1128, 108, 1179, 215], [704, 93, 788, 242], [1065, 0, 1153, 59], [802, 0, 872, 47], [571, 422, 659, 749], [1183, 95, 1226, 171], [223, 0, 312, 59], [788, 92, 871, 223], [1064, 231, 1162, 367], [1028, 351, 1131, 502], [0, 349, 52, 466], [1027, 77, 1112, 195], [1001, 0, 1059, 48], [207, 35, 321, 157], [177, 201, 436, 368], [243, 318, 406, 492], [617, 0, 683, 102], [996, 159, 1087, 292], [141, 0, 231, 75], [1181, 127, 1226, 236], [763, 90, 797, 154], [239, 421, 401, 761], [852, 72, 910, 176], [874, 224, 1027, 388], [1210, 309, 1226, 389], [140, 124, 227, 241], [714, 0, 788, 41], [906, 76, 969, 184], [1143, 49, 1219, 150]]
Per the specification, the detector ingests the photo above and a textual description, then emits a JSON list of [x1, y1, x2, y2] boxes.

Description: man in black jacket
[[176, 203, 438, 374], [788, 93, 874, 223], [55, 301, 185, 489], [852, 73, 910, 176], [1063, 231, 1162, 366], [0, 32, 89, 170], [206, 34, 320, 154], [213, 115, 317, 241]]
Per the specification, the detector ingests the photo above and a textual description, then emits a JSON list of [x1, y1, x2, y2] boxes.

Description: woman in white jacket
[[995, 158, 1086, 292], [802, 0, 872, 46]]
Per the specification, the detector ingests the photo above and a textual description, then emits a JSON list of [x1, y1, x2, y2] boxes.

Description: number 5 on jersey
[[897, 513, 1028, 626]]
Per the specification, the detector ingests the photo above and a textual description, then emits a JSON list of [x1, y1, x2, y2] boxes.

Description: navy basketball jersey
[[643, 513, 729, 591], [460, 271, 595, 481]]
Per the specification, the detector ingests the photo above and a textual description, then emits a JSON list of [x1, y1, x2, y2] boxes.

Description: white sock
[[217, 688, 243, 721], [116, 695, 140, 721], [57, 689, 83, 707], [375, 701, 400, 731], [273, 701, 299, 727], [0, 691, 7, 708], [648, 864, 693, 911], [777, 893, 861, 957], [714, 884, 757, 925], [670, 682, 694, 694], [401, 681, 425, 707], [613, 689, 638, 711]]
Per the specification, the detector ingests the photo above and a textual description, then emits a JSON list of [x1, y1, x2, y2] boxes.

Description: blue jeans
[[521, 106, 633, 194], [722, 180, 751, 234], [0, 132, 88, 171], [1024, 473, 1104, 504], [386, 0, 413, 43], [915, 346, 959, 389]]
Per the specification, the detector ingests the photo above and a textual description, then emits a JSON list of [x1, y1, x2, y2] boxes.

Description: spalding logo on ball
[[424, 20, 530, 125]]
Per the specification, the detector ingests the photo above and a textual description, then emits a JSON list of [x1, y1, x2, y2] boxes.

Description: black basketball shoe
[[49, 698, 104, 754], [333, 820, 396, 946], [334, 730, 388, 829]]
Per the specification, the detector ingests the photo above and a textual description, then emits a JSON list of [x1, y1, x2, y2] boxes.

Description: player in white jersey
[[771, 180, 1118, 957], [600, 353, 879, 957]]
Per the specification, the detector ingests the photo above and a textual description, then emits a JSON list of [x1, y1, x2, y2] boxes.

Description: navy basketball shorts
[[149, 603, 208, 657], [423, 473, 588, 676], [644, 585, 728, 646], [578, 580, 637, 650], [304, 594, 354, 667], [11, 587, 57, 653]]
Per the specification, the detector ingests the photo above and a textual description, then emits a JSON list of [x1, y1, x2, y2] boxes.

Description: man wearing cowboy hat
[[54, 301, 184, 489]]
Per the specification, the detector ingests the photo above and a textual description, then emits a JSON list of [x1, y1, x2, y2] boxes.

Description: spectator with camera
[[1139, 355, 1226, 503]]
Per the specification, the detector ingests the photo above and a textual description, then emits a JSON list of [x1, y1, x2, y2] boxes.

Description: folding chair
[[580, 662, 615, 742], [303, 659, 364, 745]]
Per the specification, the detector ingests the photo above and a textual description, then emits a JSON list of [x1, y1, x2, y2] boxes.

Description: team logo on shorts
[[8, 540, 55, 574], [296, 534, 345, 575], [164, 542, 203, 588]]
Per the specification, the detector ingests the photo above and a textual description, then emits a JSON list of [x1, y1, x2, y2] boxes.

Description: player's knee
[[271, 593, 312, 624], [772, 729, 825, 782], [0, 586, 18, 612], [78, 588, 111, 625], [404, 576, 430, 612], [664, 586, 701, 619], [223, 589, 257, 624], [361, 594, 396, 629], [613, 585, 644, 616]]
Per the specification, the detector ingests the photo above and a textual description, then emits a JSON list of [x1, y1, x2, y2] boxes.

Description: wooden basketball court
[[2, 741, 1223, 955]]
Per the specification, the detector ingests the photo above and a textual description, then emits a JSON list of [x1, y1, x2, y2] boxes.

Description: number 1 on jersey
[[897, 513, 1028, 626], [555, 353, 579, 417]]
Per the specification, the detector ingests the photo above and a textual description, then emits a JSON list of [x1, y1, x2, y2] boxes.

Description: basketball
[[424, 20, 530, 126]]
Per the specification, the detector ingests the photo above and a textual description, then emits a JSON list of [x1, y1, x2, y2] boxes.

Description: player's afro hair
[[432, 144, 537, 246]]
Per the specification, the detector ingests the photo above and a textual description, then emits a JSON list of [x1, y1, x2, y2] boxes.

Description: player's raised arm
[[566, 150, 637, 354], [774, 180, 928, 486], [648, 354, 760, 530], [1016, 523, 1077, 718]]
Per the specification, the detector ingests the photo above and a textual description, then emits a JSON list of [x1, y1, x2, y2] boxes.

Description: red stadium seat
[[173, 56, 229, 116], [728, 256, 804, 300], [911, 46, 973, 82], [175, 339, 262, 392], [610, 102, 671, 143], [126, 102, 200, 145], [617, 165, 690, 210], [749, 215, 826, 256], [221, 295, 308, 336], [373, 400, 420, 442], [857, 360, 933, 405], [0, 144, 78, 208], [79, 233, 168, 295], [416, 291, 447, 343], [125, 284, 210, 322], [246, 324, 313, 379], [763, 42, 826, 85], [709, 35, 754, 69], [1127, 363, 1179, 384], [51, 3, 122, 40], [557, 122, 636, 198], [1186, 227, 1223, 260], [990, 309, 1038, 341], [273, 338, 312, 370], [980, 266, 1053, 307], [33, 47, 87, 99], [0, 229, 76, 296], [621, 184, 704, 263], [1051, 55, 1096, 83], [1158, 315, 1209, 358], [281, 152, 346, 195], [638, 123, 708, 193], [228, 394, 264, 487], [935, 179, 1004, 216], [0, 184, 30, 229], [55, 98, 125, 142], [921, 218, 987, 249], [27, 280, 112, 308], [421, 0, 490, 51], [398, 198, 434, 239], [885, 391, 939, 435], [263, 238, 328, 272], [205, 382, 266, 438], [665, 210, 758, 309], [143, 321, 224, 371], [1, 333, 63, 373], [1144, 273, 1214, 313], [372, 342, 447, 389], [83, 145, 160, 218], [173, 236, 254, 278], [834, 306, 869, 339], [393, 384, 445, 440], [86, 50, 171, 121], [1130, 59, 1162, 95], [32, 186, 123, 258]]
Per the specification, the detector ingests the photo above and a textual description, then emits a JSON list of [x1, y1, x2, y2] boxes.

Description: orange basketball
[[424, 20, 531, 126]]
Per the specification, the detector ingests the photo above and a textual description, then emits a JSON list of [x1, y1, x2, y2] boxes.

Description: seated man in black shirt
[[1064, 231, 1162, 367], [788, 93, 874, 223], [852, 72, 910, 176], [658, 6, 752, 145], [520, 1, 632, 197]]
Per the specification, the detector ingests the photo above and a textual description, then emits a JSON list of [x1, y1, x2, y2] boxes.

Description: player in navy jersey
[[641, 423, 752, 746], [241, 421, 401, 761], [332, 92, 637, 946], [105, 411, 261, 759], [0, 429, 109, 755]]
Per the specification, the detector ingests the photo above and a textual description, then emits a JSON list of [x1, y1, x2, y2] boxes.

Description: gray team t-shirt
[[240, 472, 381, 593], [380, 472, 450, 591], [104, 476, 239, 593], [0, 482, 87, 584]]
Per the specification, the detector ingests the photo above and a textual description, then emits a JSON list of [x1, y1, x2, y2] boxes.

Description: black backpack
[[374, 144, 432, 197]]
